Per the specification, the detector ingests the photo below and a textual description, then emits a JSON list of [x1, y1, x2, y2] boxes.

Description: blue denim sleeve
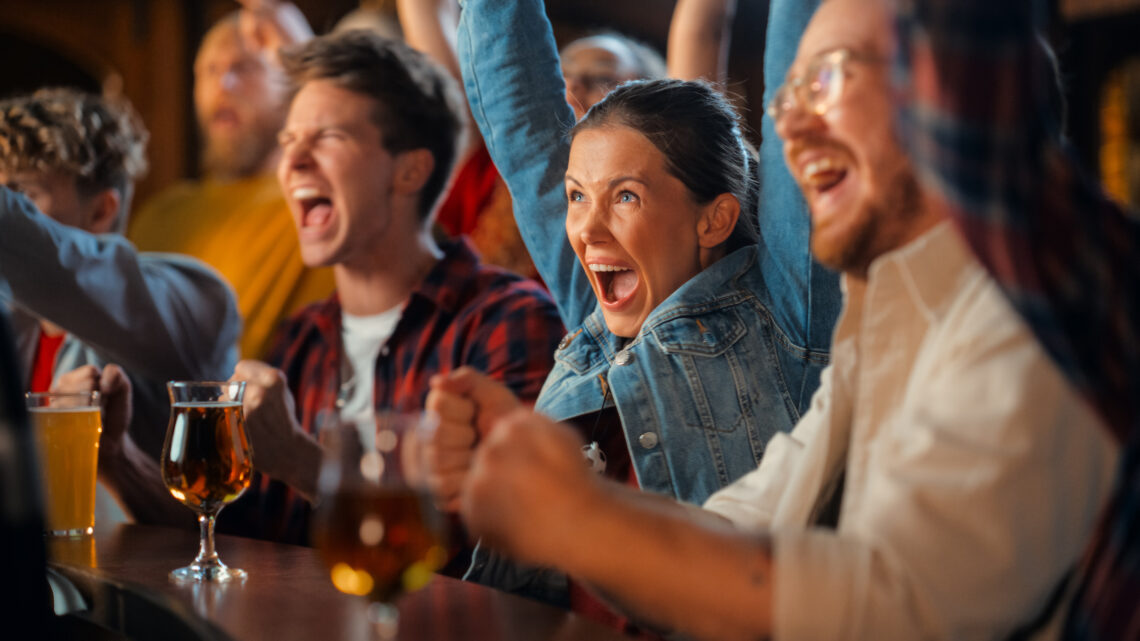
[[457, 0, 595, 328], [756, 0, 841, 352]]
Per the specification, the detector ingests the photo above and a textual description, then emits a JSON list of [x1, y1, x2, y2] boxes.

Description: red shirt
[[28, 330, 66, 392]]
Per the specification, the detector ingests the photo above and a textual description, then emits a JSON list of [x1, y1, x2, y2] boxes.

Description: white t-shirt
[[339, 306, 403, 439]]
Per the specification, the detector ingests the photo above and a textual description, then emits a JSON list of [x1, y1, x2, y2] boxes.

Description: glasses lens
[[806, 57, 842, 115], [767, 84, 792, 122]]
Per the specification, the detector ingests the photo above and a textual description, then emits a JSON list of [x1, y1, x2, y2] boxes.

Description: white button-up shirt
[[705, 222, 1117, 641]]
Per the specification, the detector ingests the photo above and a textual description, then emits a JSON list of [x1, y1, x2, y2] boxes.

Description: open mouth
[[210, 107, 241, 129], [802, 157, 848, 195], [292, 186, 334, 230], [589, 263, 639, 306]]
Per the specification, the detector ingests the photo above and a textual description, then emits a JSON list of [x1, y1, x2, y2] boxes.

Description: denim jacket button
[[638, 432, 659, 449], [557, 334, 573, 351], [614, 350, 633, 366]]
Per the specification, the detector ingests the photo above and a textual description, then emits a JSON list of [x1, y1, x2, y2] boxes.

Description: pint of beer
[[25, 392, 103, 537]]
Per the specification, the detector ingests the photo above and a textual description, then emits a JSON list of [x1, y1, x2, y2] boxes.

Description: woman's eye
[[568, 190, 584, 202], [618, 191, 638, 203]]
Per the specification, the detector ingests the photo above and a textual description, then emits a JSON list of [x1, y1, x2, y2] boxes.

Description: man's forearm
[[559, 483, 774, 641], [667, 0, 737, 85], [98, 436, 195, 529]]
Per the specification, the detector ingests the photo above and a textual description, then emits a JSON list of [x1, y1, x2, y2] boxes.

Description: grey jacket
[[1, 187, 241, 457]]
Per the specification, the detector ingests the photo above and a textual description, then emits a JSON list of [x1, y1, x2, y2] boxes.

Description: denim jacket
[[457, 0, 834, 606]]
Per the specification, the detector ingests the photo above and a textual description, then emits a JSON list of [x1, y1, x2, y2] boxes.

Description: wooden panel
[[0, 0, 190, 204]]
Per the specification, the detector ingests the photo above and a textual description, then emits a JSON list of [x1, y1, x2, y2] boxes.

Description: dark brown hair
[[280, 30, 464, 221], [572, 79, 758, 253]]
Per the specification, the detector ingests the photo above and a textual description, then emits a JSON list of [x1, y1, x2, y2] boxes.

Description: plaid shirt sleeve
[[894, 2, 1140, 639], [456, 279, 564, 405]]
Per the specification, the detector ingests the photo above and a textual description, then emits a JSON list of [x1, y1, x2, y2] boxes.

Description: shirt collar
[[407, 238, 481, 315], [861, 220, 974, 323]]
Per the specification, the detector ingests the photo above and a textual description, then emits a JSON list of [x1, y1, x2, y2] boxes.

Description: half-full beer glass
[[161, 381, 253, 582], [26, 391, 103, 537]]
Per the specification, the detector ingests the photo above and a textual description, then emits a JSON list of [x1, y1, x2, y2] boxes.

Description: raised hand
[[236, 0, 313, 65]]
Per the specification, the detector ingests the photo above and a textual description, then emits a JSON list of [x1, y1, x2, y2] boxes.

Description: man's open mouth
[[292, 186, 333, 228], [803, 156, 848, 195]]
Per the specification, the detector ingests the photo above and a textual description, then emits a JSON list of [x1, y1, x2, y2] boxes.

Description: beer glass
[[161, 381, 253, 583], [26, 391, 103, 537], [310, 412, 448, 639]]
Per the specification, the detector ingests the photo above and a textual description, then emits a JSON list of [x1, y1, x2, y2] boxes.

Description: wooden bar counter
[[46, 524, 630, 641]]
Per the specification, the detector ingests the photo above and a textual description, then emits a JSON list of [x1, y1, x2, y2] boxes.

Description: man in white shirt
[[438, 0, 1119, 638]]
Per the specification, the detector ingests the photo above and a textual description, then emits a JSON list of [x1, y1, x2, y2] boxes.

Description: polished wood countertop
[[47, 524, 629, 641]]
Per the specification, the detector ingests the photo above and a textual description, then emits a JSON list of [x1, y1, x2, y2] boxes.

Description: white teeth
[[588, 264, 631, 273], [292, 187, 321, 200], [803, 158, 837, 180]]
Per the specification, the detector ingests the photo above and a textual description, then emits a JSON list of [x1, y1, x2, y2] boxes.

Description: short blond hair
[[0, 88, 148, 230]]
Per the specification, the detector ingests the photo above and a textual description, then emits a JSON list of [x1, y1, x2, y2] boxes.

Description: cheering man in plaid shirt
[[894, 0, 1140, 638], [217, 30, 564, 545]]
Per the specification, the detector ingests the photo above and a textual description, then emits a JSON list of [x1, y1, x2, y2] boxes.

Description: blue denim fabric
[[457, 0, 834, 606]]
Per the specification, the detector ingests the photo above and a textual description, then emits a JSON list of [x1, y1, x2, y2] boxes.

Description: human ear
[[697, 193, 740, 249], [393, 148, 435, 196], [86, 188, 122, 235]]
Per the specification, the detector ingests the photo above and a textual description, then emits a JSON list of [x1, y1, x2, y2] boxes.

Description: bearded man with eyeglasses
[[440, 0, 1122, 639]]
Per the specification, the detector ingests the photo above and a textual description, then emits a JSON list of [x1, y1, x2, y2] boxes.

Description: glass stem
[[194, 511, 220, 568], [368, 602, 399, 640]]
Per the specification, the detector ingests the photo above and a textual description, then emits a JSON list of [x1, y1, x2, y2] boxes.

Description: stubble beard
[[817, 164, 925, 278], [199, 115, 281, 181]]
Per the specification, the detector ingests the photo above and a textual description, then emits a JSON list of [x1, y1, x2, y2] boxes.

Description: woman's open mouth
[[589, 263, 640, 307]]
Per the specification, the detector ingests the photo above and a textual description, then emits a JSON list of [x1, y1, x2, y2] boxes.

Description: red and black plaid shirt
[[219, 240, 564, 544]]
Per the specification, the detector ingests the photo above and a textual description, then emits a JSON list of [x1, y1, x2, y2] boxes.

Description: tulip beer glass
[[161, 381, 253, 582]]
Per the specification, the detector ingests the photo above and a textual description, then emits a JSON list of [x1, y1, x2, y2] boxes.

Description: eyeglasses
[[766, 48, 883, 127]]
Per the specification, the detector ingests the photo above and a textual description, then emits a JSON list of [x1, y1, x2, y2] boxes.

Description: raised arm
[[667, 0, 737, 86], [0, 187, 240, 381], [396, 0, 482, 156], [754, 0, 839, 382], [457, 0, 594, 327], [893, 0, 1140, 440]]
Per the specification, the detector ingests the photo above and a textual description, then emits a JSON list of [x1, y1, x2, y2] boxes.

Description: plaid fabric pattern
[[218, 239, 565, 544], [895, 2, 1140, 638]]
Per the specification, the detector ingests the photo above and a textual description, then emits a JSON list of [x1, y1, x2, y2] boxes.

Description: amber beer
[[312, 486, 448, 603], [29, 404, 102, 537], [161, 402, 253, 512]]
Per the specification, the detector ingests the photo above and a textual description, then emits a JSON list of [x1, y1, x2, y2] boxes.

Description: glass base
[[366, 602, 399, 640], [47, 526, 93, 538], [170, 561, 247, 583]]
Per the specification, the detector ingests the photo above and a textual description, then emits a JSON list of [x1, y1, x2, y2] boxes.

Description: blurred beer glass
[[311, 412, 449, 640], [161, 381, 252, 582], [25, 391, 102, 537]]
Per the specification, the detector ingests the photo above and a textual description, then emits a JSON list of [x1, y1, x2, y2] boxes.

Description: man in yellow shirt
[[129, 9, 334, 359]]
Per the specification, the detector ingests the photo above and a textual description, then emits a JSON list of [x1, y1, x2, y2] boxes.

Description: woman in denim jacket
[[443, 0, 839, 607]]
